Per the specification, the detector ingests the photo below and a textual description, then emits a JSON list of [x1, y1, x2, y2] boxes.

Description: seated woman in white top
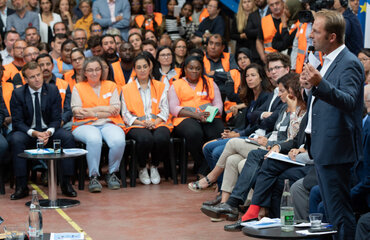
[[39, 0, 62, 44]]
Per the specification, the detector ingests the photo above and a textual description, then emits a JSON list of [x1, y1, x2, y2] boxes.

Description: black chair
[[75, 139, 137, 190], [169, 137, 187, 184]]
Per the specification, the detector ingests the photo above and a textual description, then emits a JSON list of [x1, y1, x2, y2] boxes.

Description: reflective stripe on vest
[[72, 80, 125, 131], [55, 78, 68, 109], [261, 14, 283, 53], [203, 52, 230, 74]]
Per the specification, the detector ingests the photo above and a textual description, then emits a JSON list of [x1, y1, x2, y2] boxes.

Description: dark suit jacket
[[10, 83, 62, 134], [0, 8, 15, 40], [308, 47, 364, 165]]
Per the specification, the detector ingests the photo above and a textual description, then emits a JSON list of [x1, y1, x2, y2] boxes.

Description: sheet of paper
[[267, 152, 306, 166], [296, 229, 337, 235], [241, 217, 281, 229], [50, 232, 84, 240], [308, 52, 321, 69]]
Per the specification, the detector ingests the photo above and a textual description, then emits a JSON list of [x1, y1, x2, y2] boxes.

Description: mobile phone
[[308, 226, 335, 233], [174, 6, 181, 17]]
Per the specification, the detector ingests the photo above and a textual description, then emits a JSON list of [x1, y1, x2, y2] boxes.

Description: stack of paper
[[241, 217, 281, 229], [25, 148, 54, 155], [50, 232, 84, 240]]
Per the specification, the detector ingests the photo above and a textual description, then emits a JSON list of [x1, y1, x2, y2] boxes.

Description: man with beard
[[25, 27, 41, 47], [6, 0, 39, 39], [37, 54, 72, 129], [109, 42, 135, 91], [2, 40, 27, 87], [52, 39, 77, 78], [26, 0, 39, 12], [101, 34, 119, 64]]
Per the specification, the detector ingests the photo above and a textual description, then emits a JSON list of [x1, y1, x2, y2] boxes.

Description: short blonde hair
[[315, 9, 346, 45]]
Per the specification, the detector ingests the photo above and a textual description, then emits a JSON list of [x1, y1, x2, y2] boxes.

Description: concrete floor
[[0, 176, 259, 240]]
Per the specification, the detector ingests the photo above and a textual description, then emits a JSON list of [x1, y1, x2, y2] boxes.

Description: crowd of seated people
[[0, 0, 368, 239]]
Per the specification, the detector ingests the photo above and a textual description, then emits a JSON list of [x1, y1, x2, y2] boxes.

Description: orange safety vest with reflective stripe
[[261, 14, 298, 53], [122, 79, 173, 132], [224, 69, 241, 122], [135, 12, 163, 31], [294, 21, 324, 73], [199, 8, 209, 23], [63, 70, 76, 91], [111, 61, 136, 92], [1, 81, 14, 115], [55, 78, 68, 109], [72, 80, 125, 131], [172, 77, 216, 126], [160, 68, 182, 86], [2, 62, 25, 85], [203, 52, 230, 74]]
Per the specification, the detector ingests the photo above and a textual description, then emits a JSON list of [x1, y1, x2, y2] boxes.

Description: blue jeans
[[73, 123, 126, 177]]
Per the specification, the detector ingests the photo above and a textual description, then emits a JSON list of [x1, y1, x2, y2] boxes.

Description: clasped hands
[[74, 106, 119, 119], [32, 131, 52, 145]]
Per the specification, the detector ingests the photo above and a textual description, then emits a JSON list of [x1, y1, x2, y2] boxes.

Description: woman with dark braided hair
[[169, 55, 224, 178]]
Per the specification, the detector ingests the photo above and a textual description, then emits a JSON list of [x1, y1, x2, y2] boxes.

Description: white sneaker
[[150, 166, 161, 184], [139, 168, 151, 185]]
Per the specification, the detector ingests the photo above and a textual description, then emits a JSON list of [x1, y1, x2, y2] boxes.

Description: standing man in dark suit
[[301, 9, 364, 239], [8, 61, 76, 200], [0, 0, 15, 41]]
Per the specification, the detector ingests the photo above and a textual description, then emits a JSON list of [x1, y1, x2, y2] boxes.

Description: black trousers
[[251, 157, 312, 218], [8, 128, 75, 187], [174, 118, 224, 176], [126, 126, 170, 168]]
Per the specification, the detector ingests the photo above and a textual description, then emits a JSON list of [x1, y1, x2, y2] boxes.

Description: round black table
[[242, 226, 335, 239], [18, 151, 86, 209]]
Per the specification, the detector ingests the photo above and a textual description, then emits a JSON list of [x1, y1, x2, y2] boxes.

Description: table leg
[[48, 159, 57, 207]]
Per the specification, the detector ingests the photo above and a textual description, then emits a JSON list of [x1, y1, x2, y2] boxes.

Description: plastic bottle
[[29, 190, 43, 239], [280, 179, 294, 232]]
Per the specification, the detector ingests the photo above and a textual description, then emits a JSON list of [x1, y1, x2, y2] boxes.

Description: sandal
[[188, 176, 214, 192]]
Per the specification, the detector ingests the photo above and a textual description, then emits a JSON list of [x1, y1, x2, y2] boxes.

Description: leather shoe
[[201, 202, 239, 221], [202, 194, 221, 206], [61, 184, 77, 197], [224, 218, 258, 232], [10, 186, 29, 200]]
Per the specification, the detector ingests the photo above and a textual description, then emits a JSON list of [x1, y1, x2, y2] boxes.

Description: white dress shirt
[[305, 44, 346, 134]]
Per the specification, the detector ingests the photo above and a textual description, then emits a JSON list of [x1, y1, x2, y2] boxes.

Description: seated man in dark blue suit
[[8, 61, 76, 200]]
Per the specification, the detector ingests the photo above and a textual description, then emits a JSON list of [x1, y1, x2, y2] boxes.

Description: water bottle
[[280, 179, 294, 232], [29, 190, 43, 239]]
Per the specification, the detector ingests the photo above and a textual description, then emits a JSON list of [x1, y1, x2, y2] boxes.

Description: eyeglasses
[[159, 53, 172, 58], [86, 68, 102, 73], [92, 29, 102, 33], [268, 65, 284, 72]]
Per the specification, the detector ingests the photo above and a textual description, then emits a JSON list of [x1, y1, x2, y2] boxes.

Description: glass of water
[[309, 213, 323, 229], [4, 224, 25, 240], [36, 139, 44, 152], [53, 139, 61, 154]]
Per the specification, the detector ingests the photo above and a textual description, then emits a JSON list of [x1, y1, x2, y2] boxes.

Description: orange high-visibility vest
[[261, 14, 284, 53], [63, 70, 76, 91], [3, 62, 25, 85], [1, 81, 14, 115], [160, 68, 182, 86], [72, 80, 125, 131], [55, 78, 68, 109], [199, 8, 209, 23], [111, 61, 136, 92], [135, 12, 163, 31], [203, 52, 230, 74], [172, 77, 216, 126], [122, 79, 173, 132], [224, 69, 241, 122], [56, 58, 64, 73]]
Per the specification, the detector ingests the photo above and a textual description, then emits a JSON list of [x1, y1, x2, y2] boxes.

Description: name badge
[[152, 98, 158, 104], [103, 92, 112, 99], [59, 89, 66, 94], [196, 91, 207, 96], [279, 126, 287, 132], [215, 68, 224, 72]]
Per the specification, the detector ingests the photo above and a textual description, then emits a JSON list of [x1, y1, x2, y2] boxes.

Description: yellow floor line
[[30, 182, 92, 240]]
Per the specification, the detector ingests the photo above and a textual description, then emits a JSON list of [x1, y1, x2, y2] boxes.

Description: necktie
[[34, 92, 42, 131]]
